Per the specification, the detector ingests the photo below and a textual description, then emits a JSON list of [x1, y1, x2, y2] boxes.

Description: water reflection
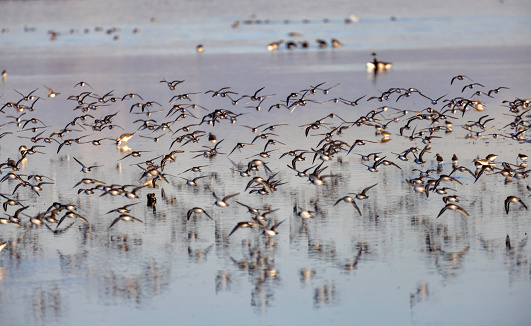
[[32, 284, 63, 324], [230, 242, 282, 314], [100, 259, 171, 306], [313, 280, 337, 309]]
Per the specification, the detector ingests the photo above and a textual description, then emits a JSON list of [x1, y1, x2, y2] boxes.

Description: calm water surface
[[1, 1, 531, 325]]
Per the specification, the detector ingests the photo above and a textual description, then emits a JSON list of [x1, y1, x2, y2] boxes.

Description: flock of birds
[[0, 65, 530, 253]]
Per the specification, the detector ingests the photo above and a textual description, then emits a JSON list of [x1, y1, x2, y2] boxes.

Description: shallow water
[[1, 1, 531, 326]]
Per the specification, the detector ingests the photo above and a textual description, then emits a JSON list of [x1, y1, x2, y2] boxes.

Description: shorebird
[[259, 219, 285, 236], [116, 131, 138, 146], [56, 211, 88, 228], [208, 132, 217, 148], [44, 85, 60, 97], [109, 214, 143, 229], [124, 185, 146, 199], [297, 207, 314, 219], [228, 221, 260, 237], [504, 196, 528, 214], [349, 183, 378, 200], [105, 203, 138, 214], [181, 175, 207, 187], [73, 81, 93, 89], [73, 157, 101, 173], [437, 204, 469, 218], [331, 39, 342, 48], [186, 207, 212, 220], [334, 196, 362, 216], [450, 75, 472, 85], [213, 192, 239, 207], [73, 178, 105, 188]]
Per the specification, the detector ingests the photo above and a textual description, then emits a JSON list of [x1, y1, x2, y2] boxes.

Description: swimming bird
[[504, 196, 528, 214], [366, 52, 392, 71]]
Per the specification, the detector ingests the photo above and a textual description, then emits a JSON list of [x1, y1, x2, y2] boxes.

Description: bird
[[73, 178, 105, 188], [196, 44, 204, 53], [119, 150, 151, 160], [236, 201, 261, 216], [181, 175, 207, 187], [366, 52, 392, 71], [109, 214, 143, 229], [437, 204, 469, 218], [297, 207, 314, 219], [186, 207, 212, 220], [208, 132, 217, 148], [228, 221, 260, 237], [56, 211, 88, 228], [259, 219, 286, 236], [44, 85, 60, 97], [504, 196, 528, 214], [435, 153, 444, 165], [116, 131, 138, 146], [73, 81, 94, 89], [331, 39, 343, 48], [73, 157, 101, 173], [349, 183, 378, 200], [450, 75, 472, 85], [213, 192, 239, 207], [334, 196, 362, 216]]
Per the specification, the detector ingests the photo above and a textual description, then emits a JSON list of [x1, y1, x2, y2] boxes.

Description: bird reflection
[[100, 259, 171, 306], [187, 244, 212, 263], [410, 282, 429, 308], [215, 270, 231, 293], [313, 280, 337, 308], [32, 284, 63, 322], [228, 244, 281, 314], [299, 268, 316, 285]]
